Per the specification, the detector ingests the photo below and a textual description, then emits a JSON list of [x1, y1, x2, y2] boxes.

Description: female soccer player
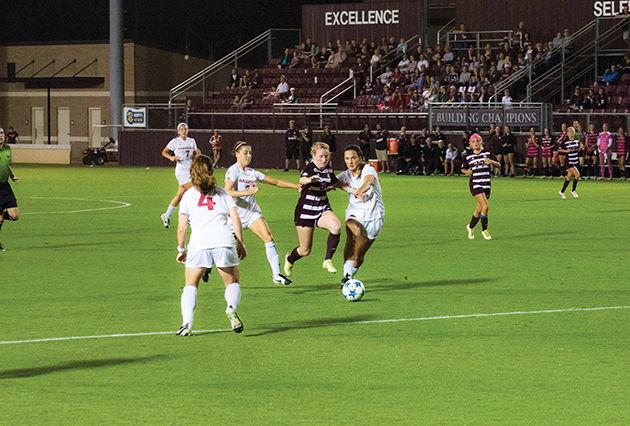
[[524, 127, 540, 177], [540, 128, 554, 178], [597, 123, 614, 180], [335, 145, 385, 285], [461, 133, 501, 240], [160, 123, 199, 228], [558, 126, 581, 199], [583, 123, 598, 179], [615, 127, 628, 179], [175, 155, 247, 335], [225, 141, 300, 286], [284, 142, 342, 276], [0, 127, 20, 252], [209, 129, 222, 168]]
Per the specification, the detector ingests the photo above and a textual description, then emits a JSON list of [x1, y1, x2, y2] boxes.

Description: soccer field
[[2, 165, 629, 424]]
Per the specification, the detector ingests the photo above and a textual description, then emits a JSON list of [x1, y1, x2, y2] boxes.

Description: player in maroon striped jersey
[[284, 142, 342, 277], [540, 128, 554, 178], [461, 134, 501, 240], [558, 126, 581, 199]]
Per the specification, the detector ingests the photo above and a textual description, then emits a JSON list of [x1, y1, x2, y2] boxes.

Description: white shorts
[[347, 215, 383, 240], [176, 172, 191, 186], [185, 247, 239, 269], [239, 209, 263, 229]]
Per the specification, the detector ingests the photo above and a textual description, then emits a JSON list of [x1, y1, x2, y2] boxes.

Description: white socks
[[181, 285, 197, 327], [343, 260, 358, 278], [165, 204, 177, 218], [265, 241, 281, 278], [224, 283, 241, 309]]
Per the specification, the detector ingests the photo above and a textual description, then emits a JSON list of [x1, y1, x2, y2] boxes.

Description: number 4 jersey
[[179, 187, 236, 252]]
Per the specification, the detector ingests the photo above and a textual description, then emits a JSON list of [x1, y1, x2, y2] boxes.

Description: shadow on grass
[[367, 276, 496, 292], [0, 355, 167, 379], [246, 315, 376, 337]]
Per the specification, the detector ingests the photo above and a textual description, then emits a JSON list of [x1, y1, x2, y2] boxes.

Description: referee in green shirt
[[0, 127, 20, 252]]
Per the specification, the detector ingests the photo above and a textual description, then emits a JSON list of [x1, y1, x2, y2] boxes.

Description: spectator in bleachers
[[250, 71, 261, 89], [283, 88, 298, 104], [458, 65, 472, 85], [374, 123, 390, 173], [370, 49, 382, 67], [227, 68, 240, 89], [436, 86, 448, 102], [239, 90, 254, 109], [408, 68, 425, 90], [230, 95, 242, 110], [602, 65, 621, 85], [356, 124, 373, 162], [501, 89, 513, 107], [263, 74, 290, 101], [569, 87, 583, 111], [581, 89, 595, 109], [396, 37, 408, 54], [397, 54, 412, 74], [442, 46, 455, 63], [325, 46, 347, 69], [594, 87, 608, 109], [239, 70, 250, 88], [311, 46, 329, 69], [278, 48, 293, 68]]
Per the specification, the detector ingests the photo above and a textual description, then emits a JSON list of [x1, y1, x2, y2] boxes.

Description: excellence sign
[[324, 9, 400, 26]]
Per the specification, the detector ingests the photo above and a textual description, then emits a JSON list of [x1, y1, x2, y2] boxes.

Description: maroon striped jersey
[[584, 132, 598, 152], [561, 139, 580, 166], [462, 150, 496, 191], [295, 162, 338, 222]]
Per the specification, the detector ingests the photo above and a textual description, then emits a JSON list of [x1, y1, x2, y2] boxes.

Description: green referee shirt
[[0, 144, 12, 184]]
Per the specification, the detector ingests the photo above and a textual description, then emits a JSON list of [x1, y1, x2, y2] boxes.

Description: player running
[[160, 123, 199, 228], [0, 127, 20, 252], [284, 142, 342, 277], [335, 145, 385, 286], [225, 141, 300, 286], [461, 133, 501, 240], [175, 155, 247, 335], [558, 126, 581, 199]]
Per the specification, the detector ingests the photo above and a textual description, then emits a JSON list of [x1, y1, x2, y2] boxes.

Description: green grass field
[[2, 165, 630, 424]]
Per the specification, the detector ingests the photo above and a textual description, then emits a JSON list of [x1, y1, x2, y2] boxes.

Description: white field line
[[21, 197, 131, 215], [1, 305, 628, 346]]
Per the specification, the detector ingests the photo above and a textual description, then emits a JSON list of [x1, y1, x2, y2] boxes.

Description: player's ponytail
[[191, 155, 218, 196]]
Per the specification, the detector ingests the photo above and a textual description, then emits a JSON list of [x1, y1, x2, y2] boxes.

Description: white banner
[[324, 9, 400, 26], [593, 0, 630, 16], [123, 107, 147, 128]]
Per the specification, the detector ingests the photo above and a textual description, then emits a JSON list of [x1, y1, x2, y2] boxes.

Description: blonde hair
[[190, 155, 218, 195], [310, 141, 330, 157]]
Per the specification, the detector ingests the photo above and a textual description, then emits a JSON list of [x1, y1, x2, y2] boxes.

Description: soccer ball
[[341, 279, 365, 302]]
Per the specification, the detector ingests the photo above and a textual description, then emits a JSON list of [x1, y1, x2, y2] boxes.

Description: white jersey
[[336, 164, 384, 222], [179, 187, 236, 252], [166, 137, 198, 177], [225, 163, 265, 215]]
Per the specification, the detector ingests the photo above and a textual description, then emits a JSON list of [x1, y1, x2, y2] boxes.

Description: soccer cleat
[[0, 243, 5, 252], [340, 273, 351, 289], [466, 224, 475, 240], [571, 191, 579, 199], [559, 191, 567, 199], [225, 306, 244, 333], [322, 259, 337, 273], [272, 274, 292, 286], [160, 213, 170, 228], [481, 230, 493, 240], [202, 268, 212, 283], [283, 254, 293, 277], [176, 323, 191, 336]]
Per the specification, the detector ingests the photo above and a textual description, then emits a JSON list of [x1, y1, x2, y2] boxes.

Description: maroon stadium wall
[[119, 130, 530, 168], [301, 1, 424, 46], [454, 0, 627, 42]]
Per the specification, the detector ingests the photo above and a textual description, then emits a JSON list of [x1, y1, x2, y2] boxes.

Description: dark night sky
[[0, 0, 346, 57]]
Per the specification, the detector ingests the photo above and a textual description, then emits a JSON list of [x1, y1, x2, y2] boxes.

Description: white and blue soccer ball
[[341, 279, 365, 302]]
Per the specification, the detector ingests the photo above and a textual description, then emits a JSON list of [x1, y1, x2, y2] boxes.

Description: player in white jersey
[[335, 145, 385, 286], [175, 155, 247, 335], [160, 123, 199, 228], [225, 141, 300, 286]]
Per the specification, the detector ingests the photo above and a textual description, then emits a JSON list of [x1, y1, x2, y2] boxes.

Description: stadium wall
[[119, 130, 530, 168], [454, 0, 623, 41]]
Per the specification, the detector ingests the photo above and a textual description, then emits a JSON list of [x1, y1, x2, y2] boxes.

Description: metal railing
[[168, 28, 300, 105], [526, 16, 629, 104], [445, 30, 513, 54], [437, 18, 456, 45]]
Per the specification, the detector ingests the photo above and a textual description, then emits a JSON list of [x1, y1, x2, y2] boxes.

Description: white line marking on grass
[[1, 306, 628, 346], [0, 328, 229, 345], [21, 197, 131, 215]]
